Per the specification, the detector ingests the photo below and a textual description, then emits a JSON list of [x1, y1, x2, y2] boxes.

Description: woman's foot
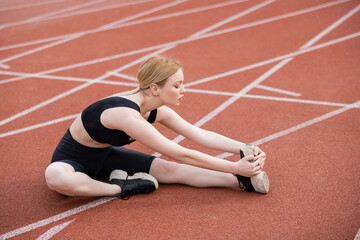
[[109, 170, 158, 199]]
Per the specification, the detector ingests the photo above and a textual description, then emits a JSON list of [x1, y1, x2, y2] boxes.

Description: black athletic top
[[81, 97, 157, 146]]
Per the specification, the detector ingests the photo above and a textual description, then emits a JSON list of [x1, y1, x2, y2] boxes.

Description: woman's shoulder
[[157, 106, 180, 122]]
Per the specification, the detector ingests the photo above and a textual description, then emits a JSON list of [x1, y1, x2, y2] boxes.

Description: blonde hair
[[116, 55, 182, 96]]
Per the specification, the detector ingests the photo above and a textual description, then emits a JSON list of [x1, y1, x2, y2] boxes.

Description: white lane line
[[0, 0, 249, 52], [0, 114, 78, 138], [2, 0, 272, 138], [1, 31, 359, 89], [2, 103, 359, 239], [0, 31, 358, 128], [186, 88, 355, 108], [201, 0, 352, 40], [0, 70, 138, 86], [0, 0, 350, 84], [24, 0, 156, 22], [210, 4, 360, 158], [2, 28, 359, 88], [301, 3, 360, 49], [0, 63, 9, 69], [0, 198, 114, 240], [156, 2, 360, 155], [0, 0, 274, 128], [184, 32, 360, 88], [99, 0, 188, 30], [0, 4, 273, 232], [0, 0, 106, 30], [190, 0, 360, 89], [355, 228, 360, 240], [0, 46, 170, 127], [0, 0, 69, 12], [252, 100, 360, 146], [35, 219, 75, 240], [112, 0, 275, 73], [107, 72, 138, 81], [216, 100, 360, 160], [2, 92, 357, 139], [0, 0, 187, 66], [189, 0, 274, 38], [255, 84, 302, 97]]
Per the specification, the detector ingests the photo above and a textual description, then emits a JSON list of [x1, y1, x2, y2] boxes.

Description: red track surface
[[1, 0, 360, 239]]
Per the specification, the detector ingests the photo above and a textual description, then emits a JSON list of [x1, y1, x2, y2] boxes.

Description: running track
[[0, 0, 360, 239]]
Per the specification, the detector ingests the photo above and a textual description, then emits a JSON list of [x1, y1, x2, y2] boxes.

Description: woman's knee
[[45, 162, 75, 191], [150, 158, 182, 183]]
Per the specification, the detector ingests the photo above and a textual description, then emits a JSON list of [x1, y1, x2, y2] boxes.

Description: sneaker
[[234, 144, 270, 194], [109, 170, 158, 199]]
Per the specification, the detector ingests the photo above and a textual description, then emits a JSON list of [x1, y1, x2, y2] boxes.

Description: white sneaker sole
[[250, 171, 269, 194], [109, 170, 159, 190]]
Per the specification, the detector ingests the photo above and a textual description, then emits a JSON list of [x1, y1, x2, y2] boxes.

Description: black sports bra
[[81, 97, 157, 146]]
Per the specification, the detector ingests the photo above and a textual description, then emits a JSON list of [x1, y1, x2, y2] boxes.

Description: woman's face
[[159, 69, 185, 106]]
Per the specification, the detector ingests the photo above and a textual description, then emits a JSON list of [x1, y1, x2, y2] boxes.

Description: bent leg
[[149, 158, 238, 188], [45, 162, 120, 197]]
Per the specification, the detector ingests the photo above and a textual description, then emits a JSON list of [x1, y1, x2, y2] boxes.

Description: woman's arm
[[105, 108, 261, 177], [157, 106, 246, 153], [157, 106, 266, 169]]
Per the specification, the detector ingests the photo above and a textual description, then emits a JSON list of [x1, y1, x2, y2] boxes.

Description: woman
[[45, 55, 269, 199]]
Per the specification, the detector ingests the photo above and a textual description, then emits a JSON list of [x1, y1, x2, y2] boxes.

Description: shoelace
[[114, 176, 131, 200]]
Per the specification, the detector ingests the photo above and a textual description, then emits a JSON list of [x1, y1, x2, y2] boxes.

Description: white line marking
[[0, 0, 275, 128], [0, 0, 69, 12], [252, 100, 360, 146], [0, 4, 276, 236], [0, 114, 78, 138], [184, 32, 360, 88], [0, 0, 350, 84], [1, 31, 359, 127], [0, 63, 10, 69], [0, 44, 172, 127], [0, 2, 358, 239], [0, 70, 138, 87], [186, 88, 355, 108], [100, 0, 188, 30], [300, 3, 360, 49], [149, 0, 277, 155], [0, 0, 106, 30], [109, 72, 137, 81], [255, 84, 301, 97], [0, 0, 187, 65], [30, 0, 156, 22], [4, 103, 358, 239], [355, 228, 360, 240], [189, 0, 274, 38], [0, 31, 359, 88], [2, 92, 357, 139], [157, 2, 360, 156], [35, 219, 75, 240], [200, 0, 352, 40], [0, 198, 114, 239], [0, 0, 249, 52], [216, 100, 360, 159]]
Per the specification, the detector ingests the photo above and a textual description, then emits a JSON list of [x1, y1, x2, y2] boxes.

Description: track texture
[[0, 0, 359, 239]]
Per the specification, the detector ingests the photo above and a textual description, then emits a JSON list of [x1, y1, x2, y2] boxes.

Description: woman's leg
[[45, 162, 121, 197], [149, 158, 239, 188]]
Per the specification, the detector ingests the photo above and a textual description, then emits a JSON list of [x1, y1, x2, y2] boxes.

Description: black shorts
[[51, 130, 156, 180]]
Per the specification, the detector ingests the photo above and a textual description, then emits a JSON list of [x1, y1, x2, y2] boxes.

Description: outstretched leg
[[149, 158, 239, 188], [45, 162, 121, 197]]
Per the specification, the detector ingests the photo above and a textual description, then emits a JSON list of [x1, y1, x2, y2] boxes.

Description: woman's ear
[[149, 83, 159, 96]]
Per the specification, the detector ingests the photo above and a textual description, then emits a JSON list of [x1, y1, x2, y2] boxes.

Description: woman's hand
[[235, 155, 264, 177], [254, 146, 266, 170]]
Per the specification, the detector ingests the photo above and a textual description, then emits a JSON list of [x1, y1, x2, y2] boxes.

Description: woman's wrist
[[228, 161, 237, 174]]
